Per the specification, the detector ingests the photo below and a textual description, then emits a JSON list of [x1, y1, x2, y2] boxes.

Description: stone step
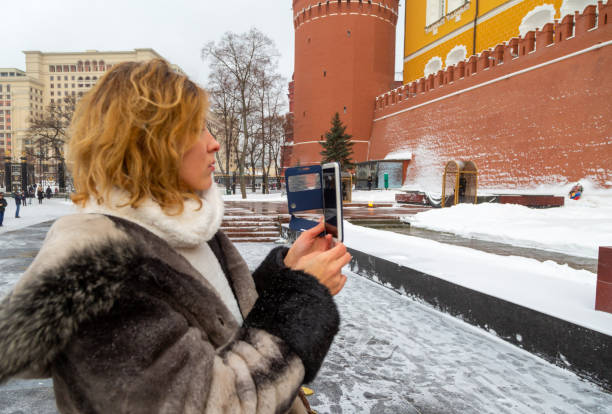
[[345, 203, 394, 208], [222, 215, 286, 222], [223, 231, 280, 238], [222, 226, 279, 234], [222, 221, 278, 227], [230, 237, 280, 243]]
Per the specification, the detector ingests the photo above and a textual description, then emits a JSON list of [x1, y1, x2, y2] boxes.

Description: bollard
[[595, 246, 612, 313]]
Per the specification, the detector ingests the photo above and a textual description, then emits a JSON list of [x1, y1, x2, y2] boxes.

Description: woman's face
[[179, 126, 220, 192]]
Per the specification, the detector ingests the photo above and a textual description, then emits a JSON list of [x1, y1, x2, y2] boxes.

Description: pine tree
[[320, 112, 355, 171]]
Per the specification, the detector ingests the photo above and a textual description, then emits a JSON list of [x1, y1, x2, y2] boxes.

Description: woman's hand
[[284, 219, 350, 295], [284, 218, 331, 268]]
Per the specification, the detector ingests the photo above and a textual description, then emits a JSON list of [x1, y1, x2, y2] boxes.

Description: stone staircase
[[222, 207, 290, 243]]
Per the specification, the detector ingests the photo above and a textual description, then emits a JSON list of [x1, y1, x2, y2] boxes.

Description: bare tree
[[207, 69, 240, 188], [202, 28, 278, 199], [24, 96, 76, 190]]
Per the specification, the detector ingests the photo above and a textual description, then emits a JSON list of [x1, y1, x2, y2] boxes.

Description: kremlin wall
[[285, 0, 612, 190]]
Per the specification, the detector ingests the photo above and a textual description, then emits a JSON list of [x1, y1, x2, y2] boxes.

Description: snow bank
[[343, 221, 612, 336], [0, 198, 76, 235], [405, 181, 612, 258]]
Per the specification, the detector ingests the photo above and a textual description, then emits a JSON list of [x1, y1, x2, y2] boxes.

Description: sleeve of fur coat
[[0, 216, 339, 414]]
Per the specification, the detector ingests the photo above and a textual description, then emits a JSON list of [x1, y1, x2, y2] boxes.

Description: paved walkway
[[1, 222, 610, 413]]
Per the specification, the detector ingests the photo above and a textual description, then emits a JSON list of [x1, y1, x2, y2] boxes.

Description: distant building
[[3, 49, 182, 159], [1, 49, 182, 190]]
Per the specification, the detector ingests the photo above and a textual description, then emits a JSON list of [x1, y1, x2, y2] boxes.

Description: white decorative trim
[[378, 41, 612, 122]]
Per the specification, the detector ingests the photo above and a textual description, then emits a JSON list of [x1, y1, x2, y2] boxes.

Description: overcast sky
[[3, 0, 405, 86]]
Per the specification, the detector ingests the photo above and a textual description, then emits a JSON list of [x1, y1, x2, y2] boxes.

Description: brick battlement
[[375, 1, 611, 114], [293, 0, 399, 30]]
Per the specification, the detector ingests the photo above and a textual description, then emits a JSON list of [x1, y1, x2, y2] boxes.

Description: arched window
[[519, 4, 556, 36], [424, 56, 443, 77], [85, 60, 91, 72], [560, 0, 598, 18], [85, 76, 90, 81], [93, 60, 98, 71], [445, 45, 467, 68], [77, 60, 83, 71]]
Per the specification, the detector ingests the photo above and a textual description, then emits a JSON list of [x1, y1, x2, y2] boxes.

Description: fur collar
[[80, 183, 224, 248]]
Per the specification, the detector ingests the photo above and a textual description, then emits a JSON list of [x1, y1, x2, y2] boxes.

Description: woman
[[0, 59, 350, 413], [37, 185, 44, 204]]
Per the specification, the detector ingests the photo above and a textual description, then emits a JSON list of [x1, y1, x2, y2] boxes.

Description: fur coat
[[0, 213, 340, 413]]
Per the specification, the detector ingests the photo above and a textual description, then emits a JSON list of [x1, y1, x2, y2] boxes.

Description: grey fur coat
[[0, 213, 340, 413]]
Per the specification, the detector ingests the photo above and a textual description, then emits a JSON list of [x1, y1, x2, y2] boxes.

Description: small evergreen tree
[[320, 112, 354, 171]]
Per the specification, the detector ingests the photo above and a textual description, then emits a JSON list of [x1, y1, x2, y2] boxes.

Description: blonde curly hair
[[68, 59, 208, 214]]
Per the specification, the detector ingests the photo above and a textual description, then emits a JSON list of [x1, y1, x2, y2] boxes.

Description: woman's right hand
[[291, 242, 351, 295]]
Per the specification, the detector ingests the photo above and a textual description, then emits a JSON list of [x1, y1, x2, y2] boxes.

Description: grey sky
[[3, 0, 405, 86]]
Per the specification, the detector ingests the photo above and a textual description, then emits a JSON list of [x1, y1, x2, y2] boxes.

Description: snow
[[383, 149, 413, 161], [0, 198, 77, 235], [405, 182, 612, 259]]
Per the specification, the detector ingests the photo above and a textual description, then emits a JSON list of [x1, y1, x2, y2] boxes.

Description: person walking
[[0, 59, 349, 413], [37, 186, 44, 204], [13, 191, 21, 218], [0, 192, 7, 226], [45, 186, 52, 199]]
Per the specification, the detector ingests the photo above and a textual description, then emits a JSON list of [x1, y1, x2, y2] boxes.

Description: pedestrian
[[21, 191, 27, 207], [0, 192, 7, 226], [46, 186, 52, 199], [0, 59, 349, 413], [37, 185, 44, 204], [367, 175, 372, 191], [13, 191, 21, 218]]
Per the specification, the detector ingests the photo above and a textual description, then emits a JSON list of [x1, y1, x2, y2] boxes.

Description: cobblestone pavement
[[0, 223, 610, 413]]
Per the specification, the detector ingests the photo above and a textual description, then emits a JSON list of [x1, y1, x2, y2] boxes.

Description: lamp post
[[58, 150, 65, 193], [4, 155, 11, 191], [20, 154, 27, 193]]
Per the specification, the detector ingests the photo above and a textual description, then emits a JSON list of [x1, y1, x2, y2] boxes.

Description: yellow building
[[0, 69, 43, 160], [403, 0, 599, 83]]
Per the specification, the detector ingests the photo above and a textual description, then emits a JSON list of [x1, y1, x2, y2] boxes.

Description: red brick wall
[[290, 0, 399, 166], [370, 4, 612, 189]]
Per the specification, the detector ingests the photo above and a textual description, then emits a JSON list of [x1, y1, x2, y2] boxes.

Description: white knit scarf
[[80, 182, 225, 249]]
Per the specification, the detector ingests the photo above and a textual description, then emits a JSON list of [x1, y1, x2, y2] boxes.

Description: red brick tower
[[290, 0, 399, 167]]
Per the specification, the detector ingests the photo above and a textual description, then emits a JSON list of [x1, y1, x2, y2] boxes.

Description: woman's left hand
[[284, 218, 332, 268]]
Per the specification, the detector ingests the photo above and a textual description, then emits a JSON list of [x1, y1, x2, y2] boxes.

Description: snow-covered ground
[[0, 198, 77, 235], [404, 181, 612, 259]]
